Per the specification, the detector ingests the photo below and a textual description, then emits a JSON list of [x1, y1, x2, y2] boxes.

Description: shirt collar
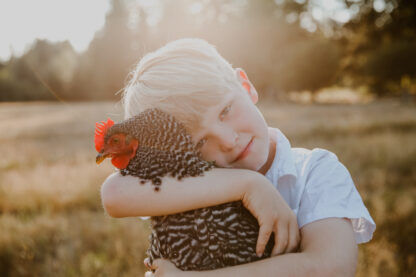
[[265, 128, 297, 186]]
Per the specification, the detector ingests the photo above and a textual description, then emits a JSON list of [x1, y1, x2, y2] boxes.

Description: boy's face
[[190, 81, 271, 173]]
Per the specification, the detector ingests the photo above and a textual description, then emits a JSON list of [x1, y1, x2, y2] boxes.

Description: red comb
[[95, 118, 114, 152]]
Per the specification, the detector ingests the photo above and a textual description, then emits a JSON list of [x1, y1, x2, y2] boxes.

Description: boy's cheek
[[199, 148, 218, 163], [201, 151, 227, 167]]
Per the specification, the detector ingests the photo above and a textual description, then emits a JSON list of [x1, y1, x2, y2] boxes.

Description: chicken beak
[[96, 152, 110, 164]]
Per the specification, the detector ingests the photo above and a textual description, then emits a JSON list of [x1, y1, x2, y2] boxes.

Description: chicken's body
[[104, 108, 274, 271]]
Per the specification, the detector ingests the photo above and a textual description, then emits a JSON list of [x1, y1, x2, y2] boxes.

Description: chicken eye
[[112, 138, 119, 144]]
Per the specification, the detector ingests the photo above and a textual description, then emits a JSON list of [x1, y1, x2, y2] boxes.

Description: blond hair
[[122, 38, 241, 130]]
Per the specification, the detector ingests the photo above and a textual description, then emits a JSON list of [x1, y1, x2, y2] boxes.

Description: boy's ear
[[235, 68, 258, 104]]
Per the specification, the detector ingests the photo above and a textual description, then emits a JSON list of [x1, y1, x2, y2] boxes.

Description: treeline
[[0, 0, 415, 102]]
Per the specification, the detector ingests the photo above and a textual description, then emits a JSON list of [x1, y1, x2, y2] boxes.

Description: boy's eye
[[220, 105, 231, 120], [196, 138, 207, 149]]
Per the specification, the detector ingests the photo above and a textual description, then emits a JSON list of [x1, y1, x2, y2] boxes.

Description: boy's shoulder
[[291, 147, 350, 187], [270, 127, 343, 179], [271, 130, 375, 243], [267, 128, 353, 199], [291, 147, 341, 172]]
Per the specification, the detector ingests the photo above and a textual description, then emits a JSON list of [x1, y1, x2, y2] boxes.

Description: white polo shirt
[[266, 128, 376, 244]]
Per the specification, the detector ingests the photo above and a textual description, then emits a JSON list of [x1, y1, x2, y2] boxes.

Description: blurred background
[[0, 0, 415, 276]]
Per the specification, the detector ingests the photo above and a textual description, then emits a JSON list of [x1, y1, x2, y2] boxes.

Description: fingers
[[256, 222, 273, 257], [144, 259, 159, 277], [272, 219, 288, 256], [144, 258, 151, 270], [145, 259, 175, 277], [271, 225, 280, 256], [286, 221, 301, 253], [149, 259, 160, 271]]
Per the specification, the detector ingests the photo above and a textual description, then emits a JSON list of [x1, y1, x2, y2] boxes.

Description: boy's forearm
[[182, 252, 321, 277], [101, 168, 263, 217], [181, 218, 357, 277]]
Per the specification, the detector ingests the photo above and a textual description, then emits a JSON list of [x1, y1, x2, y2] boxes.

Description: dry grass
[[0, 100, 415, 276]]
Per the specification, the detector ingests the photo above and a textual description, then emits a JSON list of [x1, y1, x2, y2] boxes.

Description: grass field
[[0, 100, 415, 276]]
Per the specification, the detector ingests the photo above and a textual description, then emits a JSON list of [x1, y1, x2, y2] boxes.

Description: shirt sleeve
[[297, 149, 376, 244]]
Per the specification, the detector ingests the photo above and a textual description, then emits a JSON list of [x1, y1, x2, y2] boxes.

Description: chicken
[[95, 108, 274, 271]]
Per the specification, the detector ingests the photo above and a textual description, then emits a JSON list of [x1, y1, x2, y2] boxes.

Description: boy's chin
[[237, 159, 266, 172], [253, 155, 271, 173]]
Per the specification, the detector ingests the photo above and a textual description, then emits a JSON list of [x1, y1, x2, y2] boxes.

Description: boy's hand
[[144, 258, 184, 277], [242, 177, 300, 257]]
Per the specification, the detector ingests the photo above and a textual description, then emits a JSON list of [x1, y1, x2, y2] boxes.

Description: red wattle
[[111, 155, 130, 169]]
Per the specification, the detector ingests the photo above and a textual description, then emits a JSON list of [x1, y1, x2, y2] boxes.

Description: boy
[[101, 39, 375, 277]]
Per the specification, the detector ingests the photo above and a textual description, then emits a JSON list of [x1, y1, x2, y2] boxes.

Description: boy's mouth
[[233, 137, 254, 163]]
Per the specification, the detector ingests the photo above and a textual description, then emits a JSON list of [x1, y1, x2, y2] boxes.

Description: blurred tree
[[276, 36, 340, 97], [232, 20, 340, 99], [2, 0, 414, 101], [362, 40, 416, 95], [0, 59, 50, 101], [268, 0, 416, 96], [340, 0, 416, 95], [165, 0, 341, 99], [345, 0, 416, 95], [343, 0, 415, 41], [0, 40, 76, 101], [70, 0, 146, 100]]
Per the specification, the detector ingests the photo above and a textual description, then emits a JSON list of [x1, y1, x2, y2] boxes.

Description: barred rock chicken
[[95, 108, 274, 271]]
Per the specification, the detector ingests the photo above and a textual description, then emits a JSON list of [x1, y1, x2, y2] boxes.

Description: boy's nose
[[218, 130, 238, 152]]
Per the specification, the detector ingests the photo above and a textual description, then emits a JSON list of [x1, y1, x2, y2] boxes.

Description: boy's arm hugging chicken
[[95, 108, 275, 271]]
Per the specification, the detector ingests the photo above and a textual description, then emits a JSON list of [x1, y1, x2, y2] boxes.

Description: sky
[[0, 0, 111, 61]]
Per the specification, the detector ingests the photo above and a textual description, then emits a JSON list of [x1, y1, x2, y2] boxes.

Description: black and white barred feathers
[[106, 108, 274, 271]]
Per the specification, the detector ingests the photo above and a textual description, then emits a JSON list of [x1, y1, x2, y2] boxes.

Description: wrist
[[241, 170, 267, 201]]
